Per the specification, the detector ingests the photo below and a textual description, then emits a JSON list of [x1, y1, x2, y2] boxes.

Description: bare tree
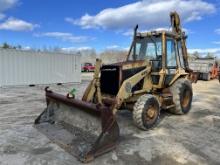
[[1, 42, 11, 49], [100, 49, 127, 64], [205, 52, 214, 58]]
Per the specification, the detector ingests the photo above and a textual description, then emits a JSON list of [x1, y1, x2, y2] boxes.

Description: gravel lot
[[0, 73, 220, 165]]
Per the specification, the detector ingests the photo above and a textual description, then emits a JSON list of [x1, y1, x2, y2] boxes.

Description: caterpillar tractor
[[35, 12, 195, 163]]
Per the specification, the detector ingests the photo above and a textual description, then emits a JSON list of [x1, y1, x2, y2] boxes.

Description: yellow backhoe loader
[[35, 12, 196, 163]]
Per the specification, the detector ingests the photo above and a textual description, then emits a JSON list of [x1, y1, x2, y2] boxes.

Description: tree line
[[0, 42, 22, 49], [188, 51, 216, 61], [0, 42, 218, 64]]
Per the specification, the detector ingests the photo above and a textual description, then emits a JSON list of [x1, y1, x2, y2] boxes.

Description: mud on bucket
[[34, 90, 119, 163]]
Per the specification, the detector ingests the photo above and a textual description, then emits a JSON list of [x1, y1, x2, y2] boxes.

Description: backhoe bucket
[[34, 88, 119, 163]]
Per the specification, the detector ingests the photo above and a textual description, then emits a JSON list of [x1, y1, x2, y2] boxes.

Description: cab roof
[[136, 30, 186, 39]]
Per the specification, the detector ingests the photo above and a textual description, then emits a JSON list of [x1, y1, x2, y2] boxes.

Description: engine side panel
[[100, 64, 146, 96]]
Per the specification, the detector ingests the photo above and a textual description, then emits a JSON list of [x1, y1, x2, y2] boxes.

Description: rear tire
[[169, 78, 193, 115], [133, 94, 160, 130]]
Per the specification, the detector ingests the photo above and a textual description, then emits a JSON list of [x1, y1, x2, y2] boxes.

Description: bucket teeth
[[34, 90, 119, 163]]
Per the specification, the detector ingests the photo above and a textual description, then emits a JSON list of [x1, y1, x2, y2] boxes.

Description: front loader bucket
[[34, 88, 119, 163]]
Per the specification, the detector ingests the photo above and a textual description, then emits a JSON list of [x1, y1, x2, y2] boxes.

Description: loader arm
[[82, 59, 102, 104], [112, 65, 152, 114]]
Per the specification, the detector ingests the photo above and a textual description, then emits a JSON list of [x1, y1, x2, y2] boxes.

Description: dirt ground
[[0, 73, 220, 165]]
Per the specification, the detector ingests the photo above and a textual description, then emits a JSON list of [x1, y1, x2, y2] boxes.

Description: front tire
[[133, 95, 160, 130], [169, 78, 193, 115]]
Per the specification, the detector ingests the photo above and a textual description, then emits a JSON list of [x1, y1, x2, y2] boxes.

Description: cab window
[[177, 41, 184, 68], [166, 39, 177, 68], [129, 36, 162, 61]]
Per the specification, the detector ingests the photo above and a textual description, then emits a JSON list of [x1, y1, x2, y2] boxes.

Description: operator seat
[[151, 55, 162, 72]]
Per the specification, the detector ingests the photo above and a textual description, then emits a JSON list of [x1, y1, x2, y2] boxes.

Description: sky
[[0, 0, 220, 55]]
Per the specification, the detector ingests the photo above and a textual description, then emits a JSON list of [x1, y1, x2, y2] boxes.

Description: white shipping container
[[0, 49, 81, 87]]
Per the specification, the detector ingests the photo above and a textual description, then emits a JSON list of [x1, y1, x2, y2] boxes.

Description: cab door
[[164, 37, 178, 85]]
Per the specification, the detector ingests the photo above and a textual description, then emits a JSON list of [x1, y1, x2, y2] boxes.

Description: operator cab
[[128, 32, 162, 72], [127, 30, 187, 86]]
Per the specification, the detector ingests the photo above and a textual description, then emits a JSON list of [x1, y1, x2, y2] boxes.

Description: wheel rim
[[146, 105, 158, 121], [181, 88, 191, 108]]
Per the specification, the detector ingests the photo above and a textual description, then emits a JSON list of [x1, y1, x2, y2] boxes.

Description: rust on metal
[[35, 89, 119, 163], [181, 89, 191, 108], [34, 11, 196, 163]]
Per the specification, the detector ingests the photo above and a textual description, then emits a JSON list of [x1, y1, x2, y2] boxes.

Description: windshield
[[129, 36, 162, 61]]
